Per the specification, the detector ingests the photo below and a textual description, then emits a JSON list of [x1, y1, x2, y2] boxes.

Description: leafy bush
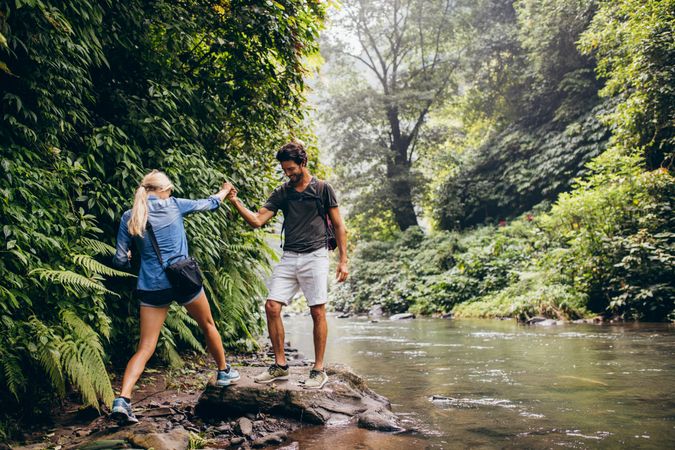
[[332, 223, 538, 315], [539, 149, 675, 319]]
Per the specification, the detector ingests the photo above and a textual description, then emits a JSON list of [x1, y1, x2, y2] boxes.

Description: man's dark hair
[[276, 141, 307, 166]]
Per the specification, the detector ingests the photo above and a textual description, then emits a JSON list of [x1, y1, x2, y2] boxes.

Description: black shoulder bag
[[146, 223, 203, 295]]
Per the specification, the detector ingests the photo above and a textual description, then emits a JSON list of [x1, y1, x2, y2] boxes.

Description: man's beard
[[288, 174, 302, 185]]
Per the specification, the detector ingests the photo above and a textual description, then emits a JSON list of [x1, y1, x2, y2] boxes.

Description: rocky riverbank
[[9, 345, 406, 450]]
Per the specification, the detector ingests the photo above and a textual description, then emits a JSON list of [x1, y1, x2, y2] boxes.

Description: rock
[[441, 312, 453, 319], [337, 312, 351, 318], [276, 443, 300, 450], [206, 438, 230, 448], [230, 436, 245, 445], [128, 426, 189, 450], [357, 408, 404, 432], [142, 406, 175, 417], [251, 431, 287, 448], [236, 417, 253, 436], [526, 316, 547, 324], [532, 319, 559, 326], [77, 440, 128, 450], [368, 304, 384, 318], [215, 423, 231, 433], [196, 364, 402, 431], [389, 313, 414, 320]]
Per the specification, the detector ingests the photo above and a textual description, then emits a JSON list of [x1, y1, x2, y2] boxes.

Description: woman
[[111, 170, 239, 424]]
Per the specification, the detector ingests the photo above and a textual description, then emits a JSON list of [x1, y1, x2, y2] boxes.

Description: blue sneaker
[[216, 364, 241, 387], [110, 397, 139, 424]]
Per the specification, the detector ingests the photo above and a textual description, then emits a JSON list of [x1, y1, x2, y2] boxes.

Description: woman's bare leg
[[120, 306, 169, 399], [184, 291, 227, 370]]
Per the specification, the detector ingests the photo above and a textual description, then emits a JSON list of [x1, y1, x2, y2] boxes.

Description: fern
[[72, 254, 134, 278], [28, 317, 66, 396], [59, 310, 114, 407], [30, 268, 119, 297], [164, 305, 204, 353], [158, 327, 183, 368], [1, 351, 26, 401], [78, 237, 116, 256], [61, 310, 104, 355]]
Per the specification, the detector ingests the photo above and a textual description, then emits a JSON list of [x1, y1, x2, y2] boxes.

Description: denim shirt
[[113, 195, 221, 291]]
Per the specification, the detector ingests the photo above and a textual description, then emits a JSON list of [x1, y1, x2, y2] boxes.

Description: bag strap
[[146, 222, 165, 267], [279, 183, 289, 249], [314, 180, 330, 247]]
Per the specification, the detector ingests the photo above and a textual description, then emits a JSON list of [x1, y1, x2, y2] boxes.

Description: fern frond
[[59, 337, 99, 407], [28, 316, 66, 396], [164, 306, 204, 353], [1, 351, 26, 400], [158, 327, 183, 368], [72, 254, 134, 278], [30, 268, 119, 297], [60, 310, 104, 354], [58, 311, 114, 407], [78, 237, 115, 256]]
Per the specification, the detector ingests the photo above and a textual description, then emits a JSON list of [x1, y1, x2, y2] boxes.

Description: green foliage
[[0, 0, 325, 432], [539, 149, 675, 319], [453, 275, 589, 320], [433, 0, 605, 229], [338, 147, 674, 321], [332, 223, 537, 314], [433, 100, 610, 228], [579, 0, 675, 167]]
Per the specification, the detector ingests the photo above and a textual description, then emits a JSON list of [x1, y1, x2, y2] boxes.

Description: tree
[[320, 0, 462, 230]]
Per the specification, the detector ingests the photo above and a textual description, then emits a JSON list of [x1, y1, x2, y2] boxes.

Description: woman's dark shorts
[[136, 287, 203, 308]]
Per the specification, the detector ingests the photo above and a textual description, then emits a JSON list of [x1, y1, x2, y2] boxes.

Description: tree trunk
[[386, 153, 418, 231], [385, 107, 419, 230]]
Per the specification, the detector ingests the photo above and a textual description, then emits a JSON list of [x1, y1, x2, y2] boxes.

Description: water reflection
[[279, 316, 675, 449]]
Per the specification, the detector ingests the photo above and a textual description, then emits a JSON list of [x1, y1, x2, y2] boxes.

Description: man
[[226, 141, 348, 389]]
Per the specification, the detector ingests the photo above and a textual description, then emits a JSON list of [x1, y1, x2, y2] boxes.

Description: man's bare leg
[[310, 304, 327, 370], [265, 299, 287, 366]]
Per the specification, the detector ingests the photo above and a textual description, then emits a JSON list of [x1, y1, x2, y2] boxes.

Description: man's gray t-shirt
[[263, 177, 338, 253]]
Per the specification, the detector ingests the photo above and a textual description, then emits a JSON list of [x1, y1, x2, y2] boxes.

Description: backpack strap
[[279, 183, 289, 249], [314, 180, 330, 247]]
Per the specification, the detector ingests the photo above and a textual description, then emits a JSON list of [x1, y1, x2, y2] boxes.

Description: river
[[279, 315, 675, 449]]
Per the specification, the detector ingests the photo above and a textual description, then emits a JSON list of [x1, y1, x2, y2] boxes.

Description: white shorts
[[267, 247, 330, 307]]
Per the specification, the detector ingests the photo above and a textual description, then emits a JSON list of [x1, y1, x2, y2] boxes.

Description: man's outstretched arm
[[227, 190, 275, 228]]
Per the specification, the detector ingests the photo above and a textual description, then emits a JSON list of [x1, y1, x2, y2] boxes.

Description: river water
[[279, 315, 675, 449]]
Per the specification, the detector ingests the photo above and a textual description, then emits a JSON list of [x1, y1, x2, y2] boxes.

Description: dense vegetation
[[328, 0, 674, 321], [0, 0, 324, 437]]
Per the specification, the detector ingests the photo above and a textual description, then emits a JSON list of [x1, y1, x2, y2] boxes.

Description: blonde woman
[[110, 170, 239, 424]]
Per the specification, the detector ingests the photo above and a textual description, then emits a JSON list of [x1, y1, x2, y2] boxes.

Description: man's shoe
[[216, 364, 241, 387], [303, 369, 328, 389], [110, 397, 139, 424], [253, 364, 289, 384]]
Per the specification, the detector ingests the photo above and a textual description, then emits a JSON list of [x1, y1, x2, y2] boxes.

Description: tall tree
[[320, 0, 462, 230]]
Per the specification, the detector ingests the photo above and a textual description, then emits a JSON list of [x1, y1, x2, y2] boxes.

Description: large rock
[[368, 304, 384, 318], [127, 426, 189, 450], [390, 313, 415, 320], [196, 364, 403, 432]]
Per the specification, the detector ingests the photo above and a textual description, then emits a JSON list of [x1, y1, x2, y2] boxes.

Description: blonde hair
[[127, 170, 174, 236]]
